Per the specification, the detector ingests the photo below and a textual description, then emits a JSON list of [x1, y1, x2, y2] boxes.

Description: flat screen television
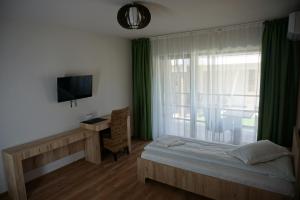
[[57, 75, 92, 102]]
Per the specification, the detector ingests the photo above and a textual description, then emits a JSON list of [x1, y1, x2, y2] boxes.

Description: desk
[[80, 115, 131, 154], [2, 128, 100, 200], [2, 114, 131, 200]]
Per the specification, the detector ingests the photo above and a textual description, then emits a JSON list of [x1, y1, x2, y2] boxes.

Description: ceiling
[[1, 0, 300, 38]]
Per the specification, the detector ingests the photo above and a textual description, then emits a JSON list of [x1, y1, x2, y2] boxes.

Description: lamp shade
[[117, 3, 151, 29]]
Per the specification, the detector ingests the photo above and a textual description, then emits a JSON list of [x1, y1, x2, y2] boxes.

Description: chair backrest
[[110, 107, 129, 145]]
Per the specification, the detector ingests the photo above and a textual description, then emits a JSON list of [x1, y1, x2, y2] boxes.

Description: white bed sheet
[[141, 136, 295, 197]]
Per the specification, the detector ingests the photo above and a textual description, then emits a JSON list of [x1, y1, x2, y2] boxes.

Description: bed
[[137, 129, 300, 200]]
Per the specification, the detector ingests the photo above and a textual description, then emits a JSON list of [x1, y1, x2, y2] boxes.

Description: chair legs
[[111, 146, 129, 162]]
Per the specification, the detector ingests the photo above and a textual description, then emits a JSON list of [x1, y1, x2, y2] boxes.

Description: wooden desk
[[2, 114, 131, 200], [80, 115, 131, 153], [2, 128, 100, 200]]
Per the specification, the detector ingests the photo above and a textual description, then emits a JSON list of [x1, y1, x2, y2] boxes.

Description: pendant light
[[117, 3, 151, 29]]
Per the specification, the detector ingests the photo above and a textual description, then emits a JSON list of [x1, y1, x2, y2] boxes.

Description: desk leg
[[3, 153, 27, 200], [85, 133, 101, 164]]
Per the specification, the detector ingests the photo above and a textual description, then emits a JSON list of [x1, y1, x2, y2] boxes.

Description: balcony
[[165, 93, 259, 145]]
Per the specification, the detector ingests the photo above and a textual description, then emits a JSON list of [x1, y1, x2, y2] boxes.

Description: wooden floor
[[1, 140, 210, 200]]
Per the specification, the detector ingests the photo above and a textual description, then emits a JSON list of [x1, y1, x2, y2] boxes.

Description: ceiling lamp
[[117, 3, 151, 29]]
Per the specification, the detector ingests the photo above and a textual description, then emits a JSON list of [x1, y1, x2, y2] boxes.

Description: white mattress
[[141, 136, 295, 197]]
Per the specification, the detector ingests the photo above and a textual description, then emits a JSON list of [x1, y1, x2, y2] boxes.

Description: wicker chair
[[103, 107, 129, 161]]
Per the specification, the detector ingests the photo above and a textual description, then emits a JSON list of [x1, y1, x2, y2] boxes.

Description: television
[[57, 75, 92, 102]]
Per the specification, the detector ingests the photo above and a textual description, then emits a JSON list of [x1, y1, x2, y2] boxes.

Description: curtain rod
[[150, 19, 264, 39]]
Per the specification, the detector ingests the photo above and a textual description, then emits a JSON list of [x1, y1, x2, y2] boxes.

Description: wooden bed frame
[[137, 129, 300, 200]]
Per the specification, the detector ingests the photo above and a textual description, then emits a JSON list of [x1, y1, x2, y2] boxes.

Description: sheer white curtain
[[151, 23, 263, 145]]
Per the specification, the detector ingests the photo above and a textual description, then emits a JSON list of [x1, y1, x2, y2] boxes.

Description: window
[[247, 69, 256, 93], [151, 22, 263, 145], [165, 52, 261, 144], [195, 52, 260, 144]]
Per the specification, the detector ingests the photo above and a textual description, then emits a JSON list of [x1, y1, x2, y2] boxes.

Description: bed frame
[[137, 128, 300, 200]]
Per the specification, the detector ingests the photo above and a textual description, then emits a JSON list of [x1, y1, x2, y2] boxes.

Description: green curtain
[[258, 18, 300, 147], [132, 38, 152, 140]]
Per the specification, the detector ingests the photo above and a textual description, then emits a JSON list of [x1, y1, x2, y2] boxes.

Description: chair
[[203, 107, 223, 140], [102, 107, 129, 161], [203, 107, 235, 143]]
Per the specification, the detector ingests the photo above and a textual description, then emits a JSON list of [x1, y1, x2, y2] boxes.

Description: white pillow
[[228, 140, 292, 165]]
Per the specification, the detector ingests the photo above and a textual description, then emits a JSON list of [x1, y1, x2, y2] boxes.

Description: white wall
[[0, 21, 132, 193]]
